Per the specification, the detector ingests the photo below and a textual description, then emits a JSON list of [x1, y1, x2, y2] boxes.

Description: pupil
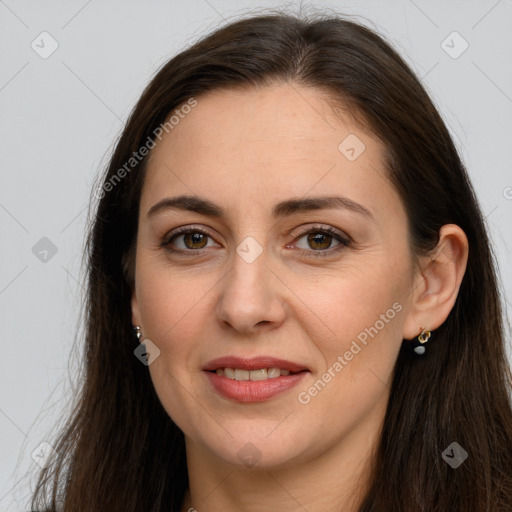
[[310, 233, 330, 249], [186, 233, 206, 248]]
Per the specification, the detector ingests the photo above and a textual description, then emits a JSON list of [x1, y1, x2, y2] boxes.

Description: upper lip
[[203, 356, 309, 373]]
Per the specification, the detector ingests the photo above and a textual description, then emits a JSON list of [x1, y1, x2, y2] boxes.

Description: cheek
[[303, 260, 407, 348], [135, 260, 222, 404], [137, 248, 408, 372], [294, 265, 407, 412], [136, 257, 210, 341], [136, 266, 215, 430], [291, 274, 405, 439]]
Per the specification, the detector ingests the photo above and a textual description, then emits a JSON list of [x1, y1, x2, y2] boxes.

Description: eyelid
[[292, 223, 352, 243], [161, 224, 218, 246]]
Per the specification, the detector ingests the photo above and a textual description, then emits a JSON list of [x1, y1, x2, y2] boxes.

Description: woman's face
[[131, 83, 418, 470]]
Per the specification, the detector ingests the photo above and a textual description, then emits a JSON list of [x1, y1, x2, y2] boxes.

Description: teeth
[[224, 368, 235, 379], [215, 367, 295, 380], [234, 369, 249, 380], [249, 369, 267, 381], [267, 368, 281, 378]]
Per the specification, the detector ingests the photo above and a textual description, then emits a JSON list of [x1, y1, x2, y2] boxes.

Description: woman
[[30, 11, 512, 512]]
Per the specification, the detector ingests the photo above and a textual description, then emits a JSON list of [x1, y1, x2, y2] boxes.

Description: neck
[[180, 414, 382, 512]]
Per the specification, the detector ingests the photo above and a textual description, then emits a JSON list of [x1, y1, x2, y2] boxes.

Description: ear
[[402, 224, 469, 340]]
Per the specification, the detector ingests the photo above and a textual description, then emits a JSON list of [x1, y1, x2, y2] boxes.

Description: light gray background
[[1, 0, 511, 509]]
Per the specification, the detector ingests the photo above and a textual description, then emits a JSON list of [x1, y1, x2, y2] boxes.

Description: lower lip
[[204, 370, 308, 402]]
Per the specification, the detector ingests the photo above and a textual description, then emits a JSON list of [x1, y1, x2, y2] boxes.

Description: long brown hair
[[30, 10, 512, 511]]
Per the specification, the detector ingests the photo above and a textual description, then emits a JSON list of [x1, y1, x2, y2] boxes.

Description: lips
[[203, 356, 310, 402]]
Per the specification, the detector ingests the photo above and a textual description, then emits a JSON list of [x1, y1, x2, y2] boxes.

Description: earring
[[134, 325, 142, 341], [414, 327, 431, 355]]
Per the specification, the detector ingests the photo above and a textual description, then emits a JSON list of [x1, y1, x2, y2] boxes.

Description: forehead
[[150, 83, 379, 159], [142, 83, 395, 220]]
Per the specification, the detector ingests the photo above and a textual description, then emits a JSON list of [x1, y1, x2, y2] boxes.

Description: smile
[[203, 356, 310, 402], [213, 367, 293, 380]]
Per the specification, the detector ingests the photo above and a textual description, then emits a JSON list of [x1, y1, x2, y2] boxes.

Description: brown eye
[[305, 232, 334, 250], [292, 226, 351, 259], [162, 227, 218, 255], [161, 224, 351, 259], [181, 232, 208, 250]]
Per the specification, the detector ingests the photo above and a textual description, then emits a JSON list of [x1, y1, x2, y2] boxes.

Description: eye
[[289, 225, 351, 258], [160, 225, 219, 255], [160, 224, 352, 258]]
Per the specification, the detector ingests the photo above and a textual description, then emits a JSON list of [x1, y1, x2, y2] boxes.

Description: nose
[[215, 246, 287, 334]]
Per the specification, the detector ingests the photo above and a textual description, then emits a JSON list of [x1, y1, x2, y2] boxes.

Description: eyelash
[[159, 224, 352, 259]]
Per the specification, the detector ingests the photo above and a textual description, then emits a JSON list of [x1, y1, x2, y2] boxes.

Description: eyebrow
[[146, 194, 374, 220]]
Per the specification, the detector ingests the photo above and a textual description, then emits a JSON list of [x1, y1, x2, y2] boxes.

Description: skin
[[130, 82, 468, 511]]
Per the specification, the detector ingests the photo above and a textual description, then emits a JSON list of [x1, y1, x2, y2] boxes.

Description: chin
[[194, 424, 313, 470]]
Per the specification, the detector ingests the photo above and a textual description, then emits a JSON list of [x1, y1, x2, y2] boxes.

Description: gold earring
[[414, 327, 431, 355], [134, 325, 142, 340]]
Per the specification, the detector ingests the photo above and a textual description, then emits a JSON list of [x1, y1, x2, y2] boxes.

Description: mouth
[[203, 356, 310, 402], [208, 367, 303, 381]]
